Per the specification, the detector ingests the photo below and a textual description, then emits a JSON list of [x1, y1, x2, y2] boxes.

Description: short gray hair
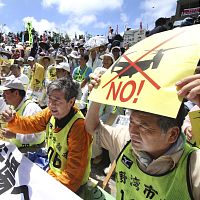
[[156, 103, 184, 133], [156, 115, 179, 133], [47, 77, 79, 102]]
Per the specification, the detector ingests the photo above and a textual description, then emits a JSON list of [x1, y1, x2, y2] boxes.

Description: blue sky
[[0, 0, 177, 38]]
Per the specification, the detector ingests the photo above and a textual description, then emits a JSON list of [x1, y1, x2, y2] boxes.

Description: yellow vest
[[116, 141, 197, 200], [46, 110, 92, 185], [11, 99, 45, 147], [30, 63, 45, 90]]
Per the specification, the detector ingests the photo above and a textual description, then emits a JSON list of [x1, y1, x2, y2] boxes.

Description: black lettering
[[11, 185, 30, 200]]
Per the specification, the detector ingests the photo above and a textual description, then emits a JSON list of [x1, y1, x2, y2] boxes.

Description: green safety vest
[[73, 66, 89, 82], [46, 110, 92, 185], [11, 99, 45, 147], [116, 140, 197, 200]]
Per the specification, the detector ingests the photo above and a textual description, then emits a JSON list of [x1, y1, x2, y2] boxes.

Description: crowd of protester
[[0, 15, 200, 199]]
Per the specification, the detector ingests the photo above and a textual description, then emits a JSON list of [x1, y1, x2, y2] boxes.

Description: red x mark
[[102, 30, 185, 89]]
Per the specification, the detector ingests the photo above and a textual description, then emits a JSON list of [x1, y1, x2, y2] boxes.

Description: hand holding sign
[[177, 74, 200, 107]]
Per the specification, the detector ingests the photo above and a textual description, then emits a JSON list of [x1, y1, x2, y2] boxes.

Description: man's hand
[[184, 126, 192, 142], [176, 74, 200, 107], [1, 108, 16, 122]]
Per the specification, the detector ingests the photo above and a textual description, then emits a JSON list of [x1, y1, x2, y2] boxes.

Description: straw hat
[[38, 55, 55, 66], [68, 51, 80, 59]]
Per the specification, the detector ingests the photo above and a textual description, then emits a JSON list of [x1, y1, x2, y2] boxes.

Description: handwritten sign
[[89, 25, 200, 118]]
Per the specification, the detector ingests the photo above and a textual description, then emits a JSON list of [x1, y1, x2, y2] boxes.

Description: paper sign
[[189, 110, 200, 147], [0, 141, 81, 200], [89, 25, 200, 118]]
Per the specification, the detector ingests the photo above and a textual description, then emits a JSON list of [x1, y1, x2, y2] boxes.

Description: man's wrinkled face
[[129, 111, 171, 158]]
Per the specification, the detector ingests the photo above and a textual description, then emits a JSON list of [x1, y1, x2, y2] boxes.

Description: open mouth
[[51, 109, 58, 115]]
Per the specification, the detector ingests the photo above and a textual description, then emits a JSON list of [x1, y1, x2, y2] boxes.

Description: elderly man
[[2, 77, 92, 194], [85, 74, 200, 199], [0, 78, 45, 153]]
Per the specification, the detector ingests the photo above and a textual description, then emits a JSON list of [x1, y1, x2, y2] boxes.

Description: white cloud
[[120, 12, 129, 24], [61, 23, 84, 38], [40, 0, 124, 38], [42, 0, 123, 15], [22, 16, 85, 39], [73, 14, 97, 26], [0, 0, 5, 7], [23, 17, 57, 35], [133, 0, 177, 30], [22, 0, 124, 39], [94, 21, 110, 29]]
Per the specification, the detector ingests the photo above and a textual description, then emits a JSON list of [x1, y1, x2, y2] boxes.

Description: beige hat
[[0, 78, 25, 91], [39, 56, 55, 66], [55, 62, 70, 72], [111, 46, 121, 52], [68, 51, 80, 59]]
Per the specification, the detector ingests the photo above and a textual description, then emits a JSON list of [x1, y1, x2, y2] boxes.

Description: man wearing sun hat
[[0, 78, 45, 153]]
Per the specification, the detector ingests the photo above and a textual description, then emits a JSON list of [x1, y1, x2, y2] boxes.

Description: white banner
[[0, 141, 81, 200]]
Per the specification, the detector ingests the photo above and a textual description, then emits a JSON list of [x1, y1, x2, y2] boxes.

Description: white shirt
[[15, 97, 45, 144]]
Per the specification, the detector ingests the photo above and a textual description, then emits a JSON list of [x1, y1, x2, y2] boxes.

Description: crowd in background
[[0, 14, 200, 199]]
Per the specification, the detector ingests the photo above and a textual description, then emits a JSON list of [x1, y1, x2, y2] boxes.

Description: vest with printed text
[[116, 141, 197, 200], [46, 110, 92, 185]]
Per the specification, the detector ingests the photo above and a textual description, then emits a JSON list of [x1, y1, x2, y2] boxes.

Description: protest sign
[[89, 24, 200, 118]]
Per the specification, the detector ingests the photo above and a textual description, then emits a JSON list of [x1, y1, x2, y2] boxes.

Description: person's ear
[[167, 126, 180, 144], [14, 90, 19, 97], [69, 97, 75, 106]]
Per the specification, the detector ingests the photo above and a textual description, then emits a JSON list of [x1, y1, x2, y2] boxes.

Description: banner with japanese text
[[0, 141, 81, 200], [89, 24, 200, 118]]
